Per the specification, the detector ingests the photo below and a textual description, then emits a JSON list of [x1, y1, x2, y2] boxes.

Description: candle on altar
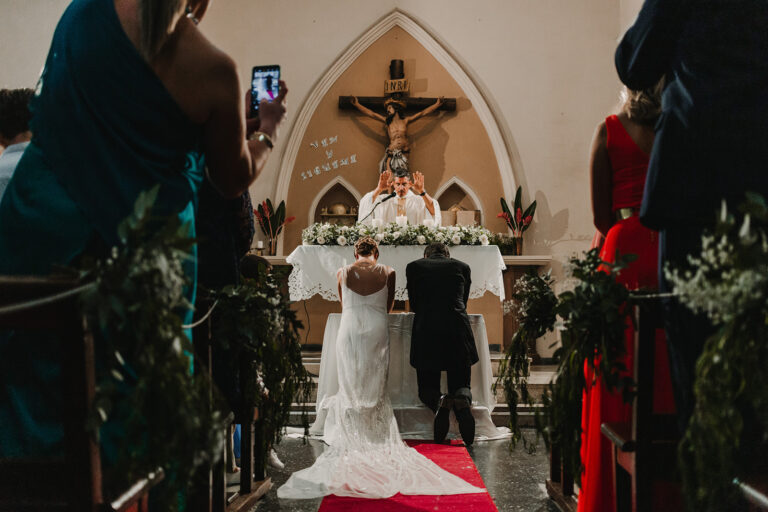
[[396, 215, 408, 227], [422, 218, 435, 228], [372, 218, 384, 229], [256, 241, 264, 249]]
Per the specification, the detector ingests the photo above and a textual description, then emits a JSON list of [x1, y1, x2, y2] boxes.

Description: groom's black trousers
[[416, 366, 472, 413]]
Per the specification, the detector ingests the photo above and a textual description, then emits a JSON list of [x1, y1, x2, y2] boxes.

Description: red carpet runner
[[318, 440, 498, 511]]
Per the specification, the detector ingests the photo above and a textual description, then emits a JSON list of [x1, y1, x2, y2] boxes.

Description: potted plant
[[254, 199, 295, 255], [498, 186, 537, 255]]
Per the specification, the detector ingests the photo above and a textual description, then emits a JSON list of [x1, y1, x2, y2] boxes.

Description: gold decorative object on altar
[[329, 202, 348, 215]]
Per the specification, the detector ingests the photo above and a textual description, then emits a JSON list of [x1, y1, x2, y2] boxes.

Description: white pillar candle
[[256, 241, 264, 249], [422, 218, 435, 228], [371, 218, 383, 229], [396, 215, 408, 227]]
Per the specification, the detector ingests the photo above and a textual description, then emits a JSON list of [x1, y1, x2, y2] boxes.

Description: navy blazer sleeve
[[462, 263, 471, 308], [406, 263, 419, 313], [615, 0, 688, 89]]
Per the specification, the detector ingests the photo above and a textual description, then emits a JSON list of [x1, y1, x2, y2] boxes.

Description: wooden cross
[[338, 59, 456, 113]]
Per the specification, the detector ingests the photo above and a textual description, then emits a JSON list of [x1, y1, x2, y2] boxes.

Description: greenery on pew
[[495, 269, 557, 450], [209, 266, 313, 472], [497, 249, 634, 484], [79, 186, 228, 510], [667, 192, 768, 511]]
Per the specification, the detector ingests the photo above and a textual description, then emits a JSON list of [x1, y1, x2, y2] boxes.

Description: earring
[[185, 5, 200, 25]]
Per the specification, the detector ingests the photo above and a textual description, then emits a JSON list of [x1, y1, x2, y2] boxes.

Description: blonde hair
[[139, 0, 185, 60], [620, 77, 665, 126], [354, 236, 379, 257]]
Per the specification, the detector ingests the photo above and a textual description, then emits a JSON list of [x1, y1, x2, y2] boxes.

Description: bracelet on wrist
[[248, 131, 274, 149]]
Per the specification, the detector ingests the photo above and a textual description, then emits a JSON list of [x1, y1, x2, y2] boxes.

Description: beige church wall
[[2, 0, 628, 356], [0, 1, 69, 89], [620, 0, 645, 34]]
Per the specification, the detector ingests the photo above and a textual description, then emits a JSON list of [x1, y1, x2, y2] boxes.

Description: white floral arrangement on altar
[[301, 221, 493, 247]]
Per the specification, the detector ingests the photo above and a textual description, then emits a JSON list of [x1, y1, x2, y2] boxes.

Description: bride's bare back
[[338, 262, 396, 312]]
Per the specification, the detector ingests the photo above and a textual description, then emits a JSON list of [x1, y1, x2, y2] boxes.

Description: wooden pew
[[546, 444, 578, 512], [0, 276, 162, 512], [191, 254, 274, 512], [601, 298, 680, 512]]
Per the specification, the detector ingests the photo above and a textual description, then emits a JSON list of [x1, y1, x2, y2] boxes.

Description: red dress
[[577, 115, 676, 512]]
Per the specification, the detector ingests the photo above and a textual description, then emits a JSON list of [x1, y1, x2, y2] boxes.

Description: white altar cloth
[[286, 245, 506, 302], [309, 313, 510, 440]]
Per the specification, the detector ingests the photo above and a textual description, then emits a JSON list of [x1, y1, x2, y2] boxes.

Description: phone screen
[[251, 65, 280, 118]]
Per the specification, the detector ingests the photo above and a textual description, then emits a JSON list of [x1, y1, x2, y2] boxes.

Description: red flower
[[516, 207, 522, 225], [284, 216, 296, 225], [523, 215, 532, 226]]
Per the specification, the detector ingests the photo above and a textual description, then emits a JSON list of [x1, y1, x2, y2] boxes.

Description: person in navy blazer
[[615, 0, 768, 431], [406, 242, 478, 445]]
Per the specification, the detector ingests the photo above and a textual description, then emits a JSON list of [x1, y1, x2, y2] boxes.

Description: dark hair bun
[[354, 236, 378, 256]]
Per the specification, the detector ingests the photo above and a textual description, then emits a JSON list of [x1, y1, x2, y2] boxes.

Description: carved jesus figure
[[349, 96, 444, 154]]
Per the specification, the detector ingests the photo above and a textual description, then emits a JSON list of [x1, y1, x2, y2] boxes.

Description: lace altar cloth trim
[[286, 245, 506, 302]]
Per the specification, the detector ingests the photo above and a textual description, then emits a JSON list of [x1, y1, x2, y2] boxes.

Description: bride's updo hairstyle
[[354, 236, 379, 259]]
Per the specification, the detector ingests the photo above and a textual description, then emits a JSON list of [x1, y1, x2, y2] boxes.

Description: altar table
[[309, 312, 509, 440], [286, 245, 506, 302]]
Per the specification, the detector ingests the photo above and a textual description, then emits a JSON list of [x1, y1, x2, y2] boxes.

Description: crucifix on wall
[[339, 59, 456, 176]]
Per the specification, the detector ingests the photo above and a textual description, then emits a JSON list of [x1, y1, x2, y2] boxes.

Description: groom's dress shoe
[[433, 394, 452, 443], [453, 397, 475, 446]]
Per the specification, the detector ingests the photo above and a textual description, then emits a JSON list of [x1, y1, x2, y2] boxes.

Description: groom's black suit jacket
[[406, 254, 478, 371]]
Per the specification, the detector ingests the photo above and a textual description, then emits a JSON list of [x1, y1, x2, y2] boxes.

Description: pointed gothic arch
[[434, 176, 485, 225], [307, 176, 363, 226], [274, 8, 517, 214]]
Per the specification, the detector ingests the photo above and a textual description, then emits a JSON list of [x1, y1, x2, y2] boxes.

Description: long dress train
[[277, 264, 483, 499]]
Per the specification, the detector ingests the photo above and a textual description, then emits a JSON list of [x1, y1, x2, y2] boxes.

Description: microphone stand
[[358, 192, 397, 224]]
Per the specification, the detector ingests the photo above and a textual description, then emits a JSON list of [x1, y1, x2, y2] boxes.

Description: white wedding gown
[[277, 264, 484, 499]]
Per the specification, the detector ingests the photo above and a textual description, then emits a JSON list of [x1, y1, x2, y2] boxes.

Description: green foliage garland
[[494, 270, 557, 449], [209, 266, 312, 470], [666, 193, 768, 511], [78, 186, 228, 509], [537, 249, 634, 482]]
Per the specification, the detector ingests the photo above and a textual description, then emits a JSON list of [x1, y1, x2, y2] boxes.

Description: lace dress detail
[[277, 264, 484, 499]]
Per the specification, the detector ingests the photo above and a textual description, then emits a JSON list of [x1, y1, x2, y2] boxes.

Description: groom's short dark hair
[[424, 242, 449, 258]]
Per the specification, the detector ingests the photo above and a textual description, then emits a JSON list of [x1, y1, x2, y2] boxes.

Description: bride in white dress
[[278, 237, 484, 499]]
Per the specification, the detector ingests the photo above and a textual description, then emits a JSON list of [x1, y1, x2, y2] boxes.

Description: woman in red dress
[[578, 84, 676, 512]]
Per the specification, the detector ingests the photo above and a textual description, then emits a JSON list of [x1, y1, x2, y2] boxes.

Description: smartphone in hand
[[250, 65, 280, 118]]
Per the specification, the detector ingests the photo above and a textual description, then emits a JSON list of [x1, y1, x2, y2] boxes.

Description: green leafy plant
[[498, 186, 537, 238], [209, 266, 312, 470], [79, 186, 228, 509], [255, 198, 295, 244], [536, 249, 635, 482], [494, 270, 557, 449], [666, 193, 768, 511]]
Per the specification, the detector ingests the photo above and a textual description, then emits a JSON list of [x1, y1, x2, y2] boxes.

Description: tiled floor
[[249, 433, 559, 511]]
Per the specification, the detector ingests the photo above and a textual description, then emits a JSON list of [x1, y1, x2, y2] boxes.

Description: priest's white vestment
[[357, 190, 442, 226]]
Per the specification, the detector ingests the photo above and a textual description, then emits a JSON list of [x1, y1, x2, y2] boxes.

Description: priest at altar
[[357, 168, 442, 226]]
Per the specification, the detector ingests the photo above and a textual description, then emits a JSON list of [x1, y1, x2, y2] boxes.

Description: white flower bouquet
[[301, 222, 493, 247]]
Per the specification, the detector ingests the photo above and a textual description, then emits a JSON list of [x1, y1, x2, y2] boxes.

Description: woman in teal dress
[[0, 0, 287, 457]]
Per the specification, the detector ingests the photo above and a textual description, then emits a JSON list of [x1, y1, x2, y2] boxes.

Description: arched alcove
[[434, 176, 484, 226], [307, 176, 362, 226], [276, 9, 518, 255], [313, 184, 359, 226]]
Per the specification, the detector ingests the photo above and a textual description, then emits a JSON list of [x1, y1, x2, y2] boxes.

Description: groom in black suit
[[406, 242, 479, 445]]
